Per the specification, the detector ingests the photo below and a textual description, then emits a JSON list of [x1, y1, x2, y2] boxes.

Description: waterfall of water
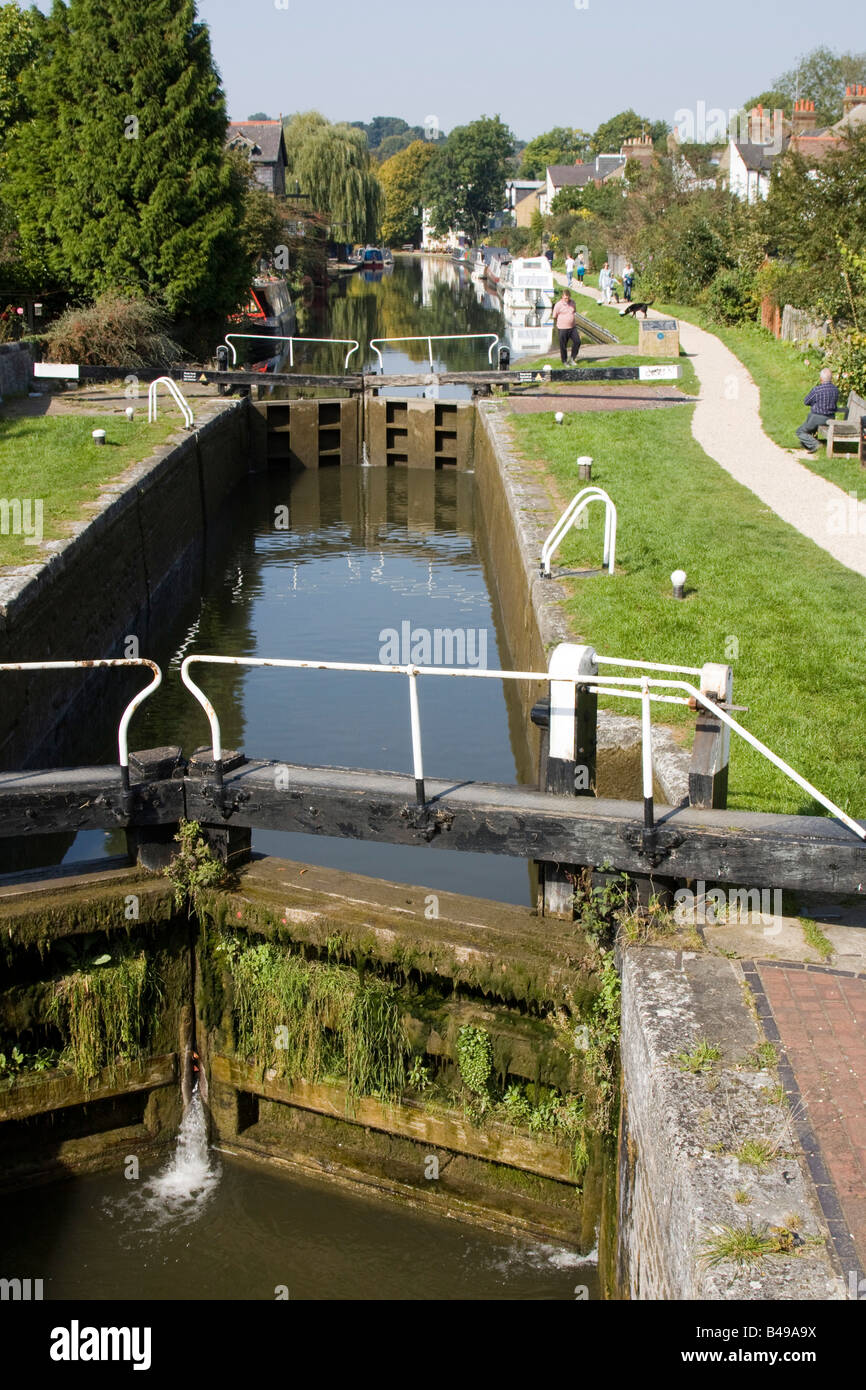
[[108, 1085, 219, 1235], [148, 1085, 219, 1218]]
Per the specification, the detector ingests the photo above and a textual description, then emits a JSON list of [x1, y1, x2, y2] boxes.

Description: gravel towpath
[[557, 273, 866, 580]]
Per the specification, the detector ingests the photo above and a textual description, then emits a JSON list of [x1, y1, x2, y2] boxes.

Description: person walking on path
[[795, 368, 840, 454], [565, 253, 575, 287], [576, 253, 586, 284], [551, 290, 581, 364], [599, 262, 619, 305], [623, 261, 635, 302]]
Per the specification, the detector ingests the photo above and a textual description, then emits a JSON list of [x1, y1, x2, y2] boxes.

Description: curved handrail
[[0, 659, 162, 787], [368, 333, 500, 374], [179, 650, 865, 840], [222, 335, 360, 371], [541, 486, 617, 577], [147, 377, 194, 429]]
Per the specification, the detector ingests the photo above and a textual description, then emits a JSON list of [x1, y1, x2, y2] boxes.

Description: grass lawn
[[0, 412, 177, 568], [509, 404, 866, 820]]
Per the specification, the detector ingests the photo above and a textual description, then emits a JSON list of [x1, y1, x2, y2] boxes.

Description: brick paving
[[755, 962, 866, 1281]]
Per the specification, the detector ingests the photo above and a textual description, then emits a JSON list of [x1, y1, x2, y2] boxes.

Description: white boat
[[501, 256, 555, 320], [484, 248, 510, 286]]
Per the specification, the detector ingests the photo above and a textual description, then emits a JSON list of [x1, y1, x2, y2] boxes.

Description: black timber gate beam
[[34, 363, 681, 393], [1, 760, 864, 896]]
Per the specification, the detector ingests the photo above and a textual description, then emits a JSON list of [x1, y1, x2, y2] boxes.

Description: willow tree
[[284, 112, 382, 244], [2, 0, 248, 317]]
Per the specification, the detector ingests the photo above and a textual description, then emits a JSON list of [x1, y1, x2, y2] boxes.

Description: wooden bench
[[818, 390, 866, 456]]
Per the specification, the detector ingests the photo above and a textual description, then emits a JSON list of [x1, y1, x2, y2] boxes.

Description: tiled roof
[[547, 164, 598, 187], [733, 142, 779, 173], [227, 121, 286, 164]]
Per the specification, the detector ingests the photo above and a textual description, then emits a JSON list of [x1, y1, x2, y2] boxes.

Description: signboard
[[638, 364, 681, 381], [33, 363, 80, 379], [182, 371, 197, 382]]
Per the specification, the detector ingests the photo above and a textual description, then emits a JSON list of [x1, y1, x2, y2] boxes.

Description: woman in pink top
[[551, 291, 581, 364]]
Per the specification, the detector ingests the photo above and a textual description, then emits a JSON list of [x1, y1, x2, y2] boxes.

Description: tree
[[519, 126, 591, 178], [422, 115, 514, 241], [283, 111, 383, 243], [3, 0, 248, 318], [228, 149, 285, 266], [376, 132, 416, 163], [247, 111, 273, 121], [764, 128, 866, 320], [352, 116, 412, 150], [590, 110, 668, 155], [0, 2, 40, 140], [740, 89, 791, 119], [378, 140, 437, 246], [774, 46, 866, 126]]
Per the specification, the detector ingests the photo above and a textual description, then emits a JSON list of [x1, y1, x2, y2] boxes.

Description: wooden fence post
[[688, 662, 733, 810]]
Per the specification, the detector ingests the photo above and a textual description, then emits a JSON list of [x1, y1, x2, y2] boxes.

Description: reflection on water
[[26, 467, 534, 905]]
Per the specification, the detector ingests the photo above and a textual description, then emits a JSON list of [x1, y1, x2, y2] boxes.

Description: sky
[[24, 0, 862, 141]]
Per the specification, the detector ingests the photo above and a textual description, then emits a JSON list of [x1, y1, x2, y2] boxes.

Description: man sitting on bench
[[796, 368, 839, 454]]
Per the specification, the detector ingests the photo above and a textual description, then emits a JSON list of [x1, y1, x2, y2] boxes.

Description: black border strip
[[742, 959, 865, 1294]]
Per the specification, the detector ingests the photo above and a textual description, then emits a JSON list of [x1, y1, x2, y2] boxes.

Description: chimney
[[843, 84, 866, 117], [620, 132, 655, 163], [791, 99, 818, 136], [748, 105, 770, 143]]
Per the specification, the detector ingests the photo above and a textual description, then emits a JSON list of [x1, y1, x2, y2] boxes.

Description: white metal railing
[[148, 376, 194, 429], [541, 486, 617, 577], [369, 333, 500, 374], [179, 647, 865, 840], [222, 335, 360, 371], [0, 660, 162, 789]]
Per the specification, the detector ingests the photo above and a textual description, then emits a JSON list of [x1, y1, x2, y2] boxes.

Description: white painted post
[[542, 643, 598, 916], [407, 668, 425, 805], [641, 678, 654, 828]]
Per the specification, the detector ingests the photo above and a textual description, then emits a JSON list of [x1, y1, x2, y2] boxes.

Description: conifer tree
[[3, 0, 247, 317]]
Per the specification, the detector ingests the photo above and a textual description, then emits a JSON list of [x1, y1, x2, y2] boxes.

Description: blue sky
[[26, 0, 861, 140]]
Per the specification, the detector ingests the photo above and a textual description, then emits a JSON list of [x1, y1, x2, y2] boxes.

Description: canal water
[[35, 463, 535, 905], [7, 259, 539, 903], [0, 259, 599, 1298], [1, 1098, 598, 1300]]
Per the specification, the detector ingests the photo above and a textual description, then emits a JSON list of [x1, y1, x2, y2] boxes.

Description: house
[[716, 106, 784, 201], [226, 120, 288, 196], [722, 141, 778, 201], [540, 156, 625, 213], [721, 92, 866, 203], [503, 178, 545, 227]]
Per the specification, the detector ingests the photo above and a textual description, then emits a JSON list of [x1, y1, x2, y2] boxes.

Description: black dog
[[619, 300, 655, 318]]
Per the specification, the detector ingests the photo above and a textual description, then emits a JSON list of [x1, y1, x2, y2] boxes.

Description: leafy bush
[[822, 328, 866, 396], [43, 292, 182, 367], [703, 266, 759, 325], [456, 1024, 492, 1096]]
